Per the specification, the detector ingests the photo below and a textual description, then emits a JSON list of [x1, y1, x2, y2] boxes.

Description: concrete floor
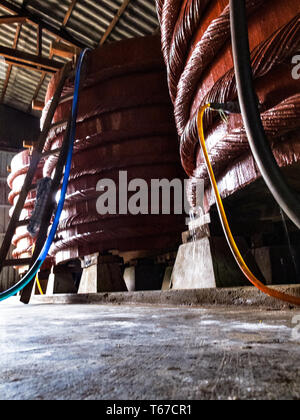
[[0, 299, 299, 400]]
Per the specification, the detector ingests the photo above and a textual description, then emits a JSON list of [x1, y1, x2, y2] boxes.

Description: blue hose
[[0, 49, 90, 302]]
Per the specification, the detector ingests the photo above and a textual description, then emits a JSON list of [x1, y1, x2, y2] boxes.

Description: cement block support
[[172, 238, 215, 289], [78, 254, 127, 294], [171, 236, 262, 289], [162, 266, 173, 291], [46, 262, 81, 296], [124, 264, 173, 292], [123, 266, 136, 292]]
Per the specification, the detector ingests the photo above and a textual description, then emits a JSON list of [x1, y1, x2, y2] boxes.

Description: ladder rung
[[59, 94, 73, 105], [16, 220, 30, 228], [41, 147, 61, 158], [50, 119, 68, 131], [3, 258, 32, 267], [28, 184, 37, 191]]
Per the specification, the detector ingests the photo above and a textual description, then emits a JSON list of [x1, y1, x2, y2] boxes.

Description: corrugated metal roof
[[0, 0, 159, 116]]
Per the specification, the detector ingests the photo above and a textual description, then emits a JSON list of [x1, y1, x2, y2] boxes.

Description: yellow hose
[[197, 104, 300, 306], [35, 272, 44, 296], [32, 244, 44, 296]]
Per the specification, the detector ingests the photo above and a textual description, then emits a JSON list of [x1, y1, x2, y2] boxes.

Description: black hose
[[229, 0, 300, 229]]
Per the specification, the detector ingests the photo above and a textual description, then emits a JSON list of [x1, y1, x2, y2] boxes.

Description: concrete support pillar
[[162, 266, 173, 291], [46, 260, 81, 295], [171, 214, 263, 289], [123, 253, 176, 292], [46, 267, 55, 296], [123, 266, 136, 292], [78, 253, 127, 294]]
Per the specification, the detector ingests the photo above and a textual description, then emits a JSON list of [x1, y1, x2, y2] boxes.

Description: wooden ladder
[[0, 61, 74, 304]]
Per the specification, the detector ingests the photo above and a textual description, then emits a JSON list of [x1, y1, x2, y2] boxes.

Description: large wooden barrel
[[157, 0, 300, 214], [9, 35, 186, 265]]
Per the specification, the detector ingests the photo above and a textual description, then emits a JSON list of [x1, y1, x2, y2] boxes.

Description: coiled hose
[[0, 49, 90, 303], [198, 104, 300, 306]]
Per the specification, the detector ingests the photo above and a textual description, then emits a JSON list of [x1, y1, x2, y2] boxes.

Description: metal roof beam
[[32, 99, 44, 111], [0, 14, 28, 24], [50, 41, 80, 59], [62, 0, 78, 27], [28, 0, 80, 112], [100, 0, 132, 46], [0, 0, 85, 48], [0, 45, 63, 73], [0, 22, 22, 103]]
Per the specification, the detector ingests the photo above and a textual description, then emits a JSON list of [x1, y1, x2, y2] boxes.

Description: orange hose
[[197, 104, 300, 306]]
